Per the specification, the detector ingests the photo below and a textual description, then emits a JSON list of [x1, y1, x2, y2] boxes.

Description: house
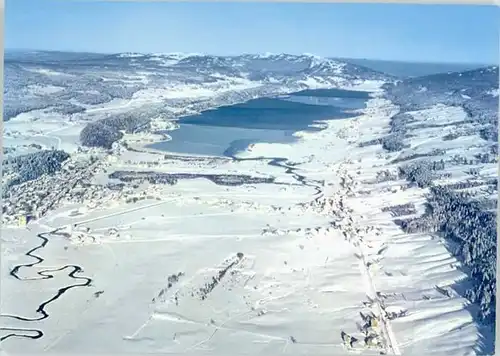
[[18, 215, 27, 227], [18, 214, 34, 227]]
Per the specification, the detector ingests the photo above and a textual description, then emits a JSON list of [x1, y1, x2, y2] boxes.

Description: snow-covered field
[[2, 92, 494, 355]]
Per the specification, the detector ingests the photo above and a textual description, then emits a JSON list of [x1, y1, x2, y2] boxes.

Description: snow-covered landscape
[[1, 50, 497, 356]]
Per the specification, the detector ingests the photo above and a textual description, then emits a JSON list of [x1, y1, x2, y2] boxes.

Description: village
[[1, 142, 192, 231], [3, 153, 104, 227]]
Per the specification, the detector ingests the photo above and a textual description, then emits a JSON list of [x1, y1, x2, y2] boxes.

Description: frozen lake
[[147, 88, 371, 157]]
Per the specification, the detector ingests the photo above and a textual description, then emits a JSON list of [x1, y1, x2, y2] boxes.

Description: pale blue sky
[[5, 0, 499, 64]]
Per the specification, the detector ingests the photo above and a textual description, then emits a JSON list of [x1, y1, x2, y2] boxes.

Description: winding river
[[0, 229, 92, 342]]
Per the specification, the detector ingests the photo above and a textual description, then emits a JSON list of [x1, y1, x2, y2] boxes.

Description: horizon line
[[4, 47, 495, 67]]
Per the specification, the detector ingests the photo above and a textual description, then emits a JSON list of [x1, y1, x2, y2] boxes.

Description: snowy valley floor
[[1, 98, 493, 355]]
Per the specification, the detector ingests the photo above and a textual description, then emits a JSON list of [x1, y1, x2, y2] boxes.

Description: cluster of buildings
[[2, 156, 106, 228], [3, 143, 183, 229]]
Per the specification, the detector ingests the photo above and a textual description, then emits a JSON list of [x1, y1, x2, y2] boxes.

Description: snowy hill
[[384, 66, 498, 149], [373, 66, 498, 327]]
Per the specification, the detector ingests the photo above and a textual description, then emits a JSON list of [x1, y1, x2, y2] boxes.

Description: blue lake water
[[148, 88, 371, 157]]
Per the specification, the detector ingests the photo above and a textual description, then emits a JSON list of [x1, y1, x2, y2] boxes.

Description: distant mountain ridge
[[3, 50, 391, 122], [334, 57, 492, 78], [4, 50, 497, 124], [5, 50, 391, 78], [7, 49, 490, 78]]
